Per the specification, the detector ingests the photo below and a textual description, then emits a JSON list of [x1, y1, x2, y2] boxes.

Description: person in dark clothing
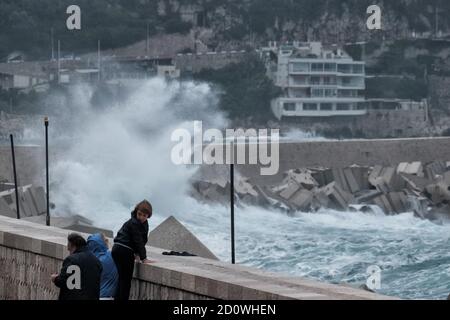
[[112, 200, 154, 300], [51, 233, 103, 300]]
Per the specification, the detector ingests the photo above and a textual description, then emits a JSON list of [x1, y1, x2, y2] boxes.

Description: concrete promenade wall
[[0, 215, 393, 300], [0, 146, 44, 186], [276, 137, 450, 168], [237, 137, 450, 184], [2, 137, 450, 186]]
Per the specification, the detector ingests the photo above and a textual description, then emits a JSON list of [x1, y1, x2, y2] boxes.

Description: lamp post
[[45, 117, 50, 226], [10, 134, 20, 219], [230, 141, 235, 264]]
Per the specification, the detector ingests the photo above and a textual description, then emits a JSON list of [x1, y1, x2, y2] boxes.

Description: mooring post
[[10, 134, 20, 219]]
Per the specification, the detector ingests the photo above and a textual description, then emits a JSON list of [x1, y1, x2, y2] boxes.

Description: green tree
[[194, 55, 281, 121]]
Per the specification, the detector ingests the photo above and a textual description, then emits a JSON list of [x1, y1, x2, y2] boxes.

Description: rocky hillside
[[185, 0, 450, 47], [1, 0, 450, 60]]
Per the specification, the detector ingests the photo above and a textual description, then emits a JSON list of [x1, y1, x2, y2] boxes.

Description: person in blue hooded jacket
[[87, 233, 119, 299]]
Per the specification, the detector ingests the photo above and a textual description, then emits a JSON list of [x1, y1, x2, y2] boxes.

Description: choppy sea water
[[166, 200, 450, 300]]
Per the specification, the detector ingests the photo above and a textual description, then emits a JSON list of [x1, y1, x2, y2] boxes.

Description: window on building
[[292, 63, 309, 72], [357, 103, 366, 110], [290, 88, 307, 97], [324, 63, 336, 72], [311, 88, 323, 97], [342, 77, 351, 85], [338, 90, 357, 97], [311, 63, 324, 72], [320, 103, 332, 110], [353, 65, 364, 74], [284, 102, 296, 111], [337, 103, 350, 110], [291, 76, 307, 85], [323, 76, 336, 85], [303, 103, 318, 111], [324, 89, 337, 97], [338, 64, 352, 73], [310, 76, 321, 85]]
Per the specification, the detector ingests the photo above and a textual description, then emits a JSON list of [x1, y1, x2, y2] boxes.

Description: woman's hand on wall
[[142, 259, 155, 264], [50, 273, 58, 283]]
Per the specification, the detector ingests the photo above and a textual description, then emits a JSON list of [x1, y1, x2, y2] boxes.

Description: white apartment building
[[266, 42, 366, 119]]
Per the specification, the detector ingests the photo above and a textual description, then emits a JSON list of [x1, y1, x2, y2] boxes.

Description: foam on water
[[179, 202, 450, 299], [281, 128, 329, 142]]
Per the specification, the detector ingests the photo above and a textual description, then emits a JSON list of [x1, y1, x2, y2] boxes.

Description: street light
[[44, 117, 50, 226]]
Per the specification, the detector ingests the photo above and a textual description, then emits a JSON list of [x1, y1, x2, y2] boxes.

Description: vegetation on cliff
[[193, 55, 281, 122]]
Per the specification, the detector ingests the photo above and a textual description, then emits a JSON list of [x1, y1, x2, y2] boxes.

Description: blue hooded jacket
[[87, 234, 119, 298]]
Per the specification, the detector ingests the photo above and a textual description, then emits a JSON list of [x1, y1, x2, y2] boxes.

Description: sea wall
[[3, 137, 450, 187], [237, 137, 450, 185], [0, 215, 392, 300], [0, 146, 44, 186]]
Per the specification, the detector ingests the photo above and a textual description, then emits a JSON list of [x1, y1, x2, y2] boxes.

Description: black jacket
[[114, 211, 149, 260], [54, 246, 103, 300]]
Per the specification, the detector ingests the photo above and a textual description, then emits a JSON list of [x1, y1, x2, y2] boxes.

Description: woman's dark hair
[[132, 199, 153, 218], [68, 233, 87, 249]]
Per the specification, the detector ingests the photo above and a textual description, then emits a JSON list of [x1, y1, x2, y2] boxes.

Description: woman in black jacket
[[112, 200, 153, 300]]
